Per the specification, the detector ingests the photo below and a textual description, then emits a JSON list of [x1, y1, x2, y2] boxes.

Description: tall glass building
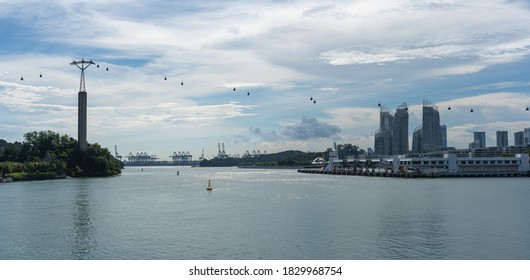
[[515, 131, 525, 146], [496, 131, 508, 148], [392, 102, 409, 155], [374, 106, 393, 155], [411, 125, 422, 153], [421, 100, 442, 152], [440, 124, 447, 148], [474, 131, 486, 148]]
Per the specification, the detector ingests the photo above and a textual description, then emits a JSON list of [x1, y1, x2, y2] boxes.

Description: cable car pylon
[[70, 59, 96, 151]]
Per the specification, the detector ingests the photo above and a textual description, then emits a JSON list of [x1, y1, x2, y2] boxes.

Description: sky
[[1, 0, 530, 160]]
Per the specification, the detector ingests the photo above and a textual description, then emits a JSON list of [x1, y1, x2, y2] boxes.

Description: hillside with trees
[[200, 150, 326, 167], [1, 131, 122, 181], [200, 144, 366, 167]]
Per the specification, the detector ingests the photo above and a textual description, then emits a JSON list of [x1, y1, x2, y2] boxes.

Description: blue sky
[[1, 0, 530, 159]]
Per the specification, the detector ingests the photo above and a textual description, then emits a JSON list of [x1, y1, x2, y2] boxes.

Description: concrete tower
[[71, 59, 95, 151], [78, 91, 87, 151]]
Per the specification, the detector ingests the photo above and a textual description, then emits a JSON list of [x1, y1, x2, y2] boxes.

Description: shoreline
[[298, 168, 530, 178]]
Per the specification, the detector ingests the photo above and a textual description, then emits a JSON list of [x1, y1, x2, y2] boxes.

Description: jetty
[[298, 142, 530, 178]]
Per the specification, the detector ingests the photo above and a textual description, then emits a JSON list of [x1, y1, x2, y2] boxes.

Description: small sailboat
[[207, 180, 213, 191]]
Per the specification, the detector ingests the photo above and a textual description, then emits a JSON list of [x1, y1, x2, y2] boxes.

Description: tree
[[1, 131, 121, 180]]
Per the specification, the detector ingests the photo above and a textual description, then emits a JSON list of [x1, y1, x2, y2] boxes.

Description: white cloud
[[2, 0, 530, 156]]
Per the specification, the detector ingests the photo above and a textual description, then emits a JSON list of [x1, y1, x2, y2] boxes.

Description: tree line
[[199, 144, 367, 167], [1, 131, 122, 181]]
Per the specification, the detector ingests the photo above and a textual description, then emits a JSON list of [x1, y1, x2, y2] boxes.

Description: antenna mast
[[70, 59, 95, 93]]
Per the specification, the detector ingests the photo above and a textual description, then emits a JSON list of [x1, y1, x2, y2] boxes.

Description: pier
[[300, 142, 530, 178], [297, 168, 529, 178]]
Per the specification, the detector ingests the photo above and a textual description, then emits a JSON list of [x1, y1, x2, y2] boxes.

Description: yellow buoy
[[207, 180, 213, 191]]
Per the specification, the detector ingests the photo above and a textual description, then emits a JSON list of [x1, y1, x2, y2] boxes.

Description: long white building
[[318, 151, 530, 177]]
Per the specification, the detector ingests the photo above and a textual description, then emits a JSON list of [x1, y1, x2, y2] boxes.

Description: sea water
[[1, 166, 529, 259]]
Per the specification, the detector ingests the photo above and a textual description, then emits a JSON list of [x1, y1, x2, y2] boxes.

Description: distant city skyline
[[1, 0, 530, 158]]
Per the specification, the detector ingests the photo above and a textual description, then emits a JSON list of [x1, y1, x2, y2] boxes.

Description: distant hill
[[200, 150, 326, 167]]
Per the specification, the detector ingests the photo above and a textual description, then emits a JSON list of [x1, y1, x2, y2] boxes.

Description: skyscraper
[[374, 106, 393, 155], [525, 128, 530, 145], [411, 125, 422, 154], [421, 100, 442, 152], [392, 102, 409, 155], [440, 124, 447, 148], [515, 131, 525, 146], [496, 131, 508, 148], [474, 132, 486, 148]]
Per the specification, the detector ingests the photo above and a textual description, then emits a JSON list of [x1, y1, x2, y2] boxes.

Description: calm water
[[1, 166, 529, 260]]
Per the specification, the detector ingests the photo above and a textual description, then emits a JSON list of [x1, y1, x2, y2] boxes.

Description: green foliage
[[277, 151, 323, 166], [201, 150, 325, 167], [199, 143, 366, 167], [76, 144, 121, 176], [7, 172, 57, 181], [1, 131, 121, 180], [336, 143, 365, 159]]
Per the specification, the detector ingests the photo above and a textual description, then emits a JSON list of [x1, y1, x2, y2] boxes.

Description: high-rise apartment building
[[392, 102, 409, 155], [496, 131, 508, 148], [473, 132, 486, 148], [421, 100, 442, 152], [440, 124, 447, 148], [374, 106, 393, 155], [525, 128, 530, 145], [411, 125, 422, 154], [514, 131, 525, 146]]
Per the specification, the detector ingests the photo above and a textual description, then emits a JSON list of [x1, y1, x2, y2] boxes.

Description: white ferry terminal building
[[307, 145, 530, 177]]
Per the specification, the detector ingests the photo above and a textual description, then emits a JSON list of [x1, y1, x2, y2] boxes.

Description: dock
[[297, 168, 529, 178]]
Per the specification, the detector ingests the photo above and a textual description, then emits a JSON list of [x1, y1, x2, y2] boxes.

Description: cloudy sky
[[1, 0, 530, 159]]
